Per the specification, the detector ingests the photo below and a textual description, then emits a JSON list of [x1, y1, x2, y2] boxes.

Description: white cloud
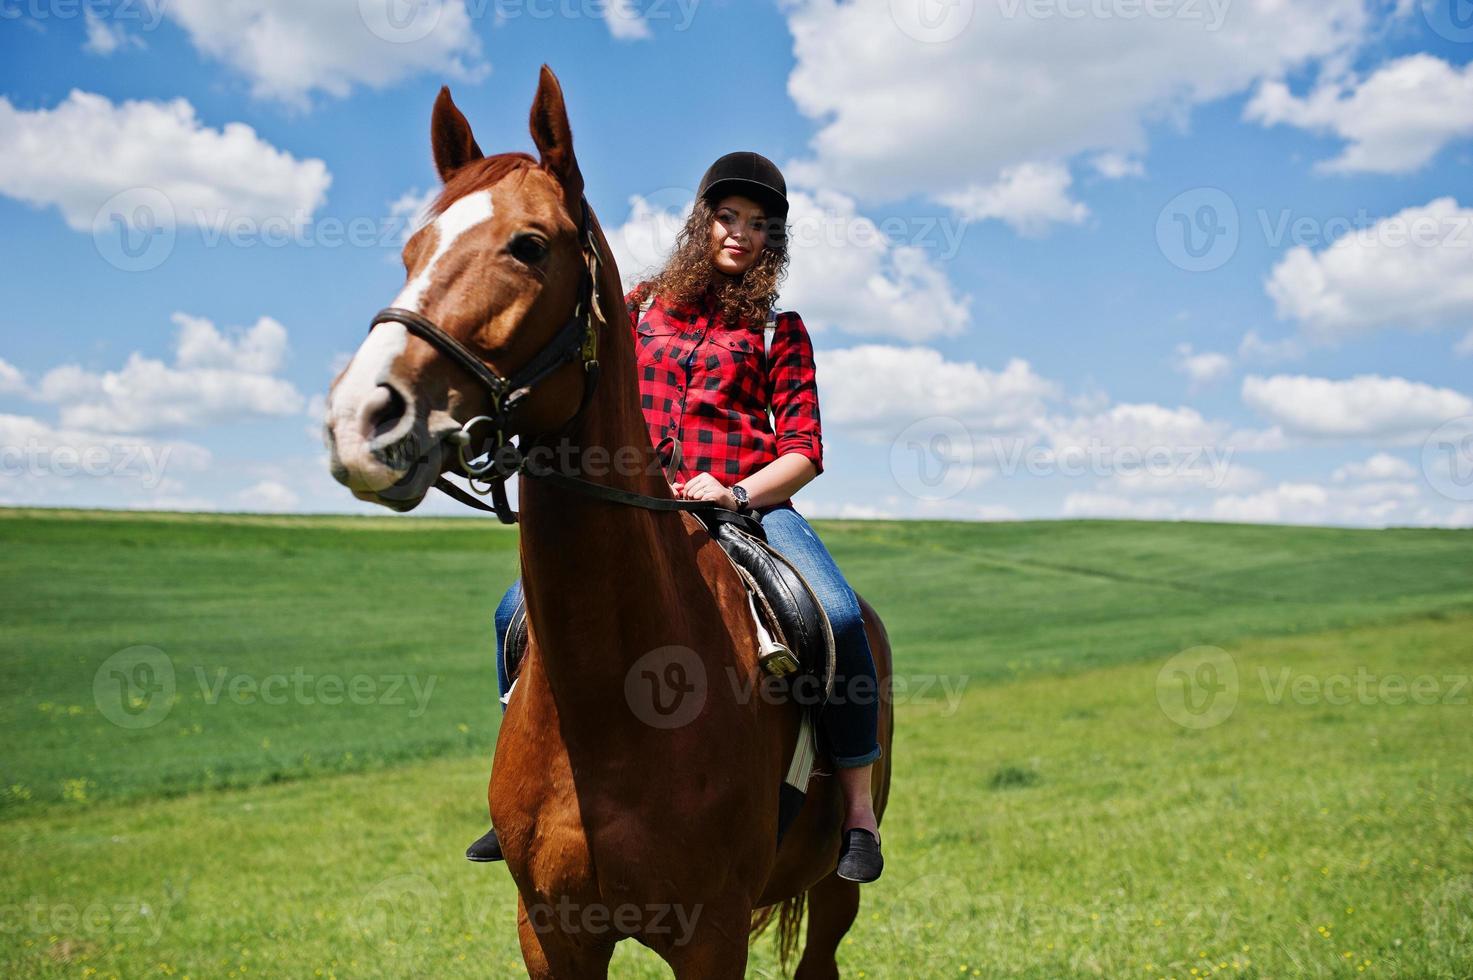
[[36, 314, 305, 434], [0, 413, 211, 499], [0, 90, 331, 232], [387, 187, 438, 245], [1062, 493, 1184, 520], [1040, 403, 1265, 493], [818, 346, 1058, 438], [1265, 198, 1473, 341], [804, 501, 901, 520], [1242, 373, 1473, 440], [0, 358, 26, 396], [1245, 54, 1473, 174], [1238, 330, 1306, 364], [1172, 343, 1232, 388], [602, 0, 652, 39], [1207, 480, 1431, 526], [937, 162, 1088, 237], [162, 0, 487, 105], [1209, 482, 1330, 523], [1100, 464, 1264, 496], [83, 8, 144, 55], [783, 0, 1373, 206], [1090, 152, 1145, 180], [607, 188, 973, 341], [1043, 403, 1287, 458], [173, 312, 288, 374], [237, 479, 300, 512], [1331, 452, 1416, 483]]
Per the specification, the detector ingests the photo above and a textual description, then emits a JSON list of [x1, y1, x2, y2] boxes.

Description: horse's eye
[[510, 234, 549, 265]]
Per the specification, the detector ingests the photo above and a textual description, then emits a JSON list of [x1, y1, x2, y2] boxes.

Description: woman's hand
[[672, 472, 738, 510]]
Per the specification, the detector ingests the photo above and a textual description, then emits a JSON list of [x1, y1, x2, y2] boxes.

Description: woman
[[468, 152, 884, 882]]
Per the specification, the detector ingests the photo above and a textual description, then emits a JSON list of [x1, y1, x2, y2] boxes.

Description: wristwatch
[[730, 484, 751, 514]]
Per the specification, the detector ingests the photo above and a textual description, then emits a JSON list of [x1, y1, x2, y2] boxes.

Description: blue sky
[[1, 0, 1470, 523]]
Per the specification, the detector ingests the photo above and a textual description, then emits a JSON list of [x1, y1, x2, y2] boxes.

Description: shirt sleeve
[[766, 310, 824, 475]]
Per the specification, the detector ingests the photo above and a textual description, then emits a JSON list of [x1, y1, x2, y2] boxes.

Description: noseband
[[366, 196, 727, 525]]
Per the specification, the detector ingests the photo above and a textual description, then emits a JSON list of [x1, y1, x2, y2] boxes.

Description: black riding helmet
[[697, 151, 788, 247]]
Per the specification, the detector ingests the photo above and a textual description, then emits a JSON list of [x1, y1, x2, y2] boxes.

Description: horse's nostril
[[368, 384, 408, 439]]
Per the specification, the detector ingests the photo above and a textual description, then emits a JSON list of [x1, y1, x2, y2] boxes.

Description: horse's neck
[[515, 279, 713, 716]]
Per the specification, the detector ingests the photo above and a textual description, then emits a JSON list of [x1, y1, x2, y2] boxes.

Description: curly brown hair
[[631, 196, 789, 327]]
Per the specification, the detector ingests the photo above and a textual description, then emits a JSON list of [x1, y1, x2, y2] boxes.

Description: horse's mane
[[428, 152, 540, 217]]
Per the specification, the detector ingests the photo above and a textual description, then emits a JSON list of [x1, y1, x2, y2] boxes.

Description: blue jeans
[[492, 504, 882, 767]]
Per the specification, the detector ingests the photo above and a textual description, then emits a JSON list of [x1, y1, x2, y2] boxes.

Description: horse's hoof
[[836, 828, 883, 883], [466, 827, 504, 863]]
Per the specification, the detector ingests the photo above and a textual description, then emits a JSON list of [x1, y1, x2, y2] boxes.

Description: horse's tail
[[749, 892, 806, 974]]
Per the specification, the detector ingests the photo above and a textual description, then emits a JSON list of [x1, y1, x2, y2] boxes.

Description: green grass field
[[2, 508, 1471, 977]]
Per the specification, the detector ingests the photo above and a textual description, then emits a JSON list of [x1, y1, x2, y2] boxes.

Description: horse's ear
[[528, 65, 585, 205], [431, 86, 483, 183]]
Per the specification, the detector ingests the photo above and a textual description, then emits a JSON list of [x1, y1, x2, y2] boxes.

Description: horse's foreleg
[[658, 906, 752, 980], [794, 871, 861, 980], [515, 894, 616, 980]]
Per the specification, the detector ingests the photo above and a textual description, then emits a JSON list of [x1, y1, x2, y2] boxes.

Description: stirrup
[[748, 591, 799, 677]]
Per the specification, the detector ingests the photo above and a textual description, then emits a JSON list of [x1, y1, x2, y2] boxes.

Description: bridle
[[366, 195, 728, 525]]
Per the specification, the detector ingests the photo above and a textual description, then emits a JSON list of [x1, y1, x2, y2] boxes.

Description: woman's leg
[[493, 578, 524, 710], [757, 506, 882, 840], [469, 577, 523, 863]]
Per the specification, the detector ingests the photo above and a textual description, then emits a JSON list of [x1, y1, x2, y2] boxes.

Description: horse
[[324, 66, 894, 978]]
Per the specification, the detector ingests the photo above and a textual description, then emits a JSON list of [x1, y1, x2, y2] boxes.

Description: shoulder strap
[[762, 305, 778, 360]]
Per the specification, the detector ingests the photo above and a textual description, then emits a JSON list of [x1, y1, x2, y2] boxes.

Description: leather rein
[[365, 196, 729, 526]]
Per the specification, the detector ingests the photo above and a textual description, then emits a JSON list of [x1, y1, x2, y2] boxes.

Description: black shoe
[[836, 828, 883, 883], [466, 827, 504, 863]]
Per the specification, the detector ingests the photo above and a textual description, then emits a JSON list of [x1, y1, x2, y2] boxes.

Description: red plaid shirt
[[624, 285, 824, 503]]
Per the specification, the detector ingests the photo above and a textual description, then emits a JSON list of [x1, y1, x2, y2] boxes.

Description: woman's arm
[[672, 452, 816, 510], [676, 310, 825, 510], [735, 451, 818, 509]]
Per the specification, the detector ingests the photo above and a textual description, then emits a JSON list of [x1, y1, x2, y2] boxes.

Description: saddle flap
[[711, 523, 835, 702]]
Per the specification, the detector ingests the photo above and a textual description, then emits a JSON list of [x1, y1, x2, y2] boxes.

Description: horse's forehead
[[393, 190, 496, 312]]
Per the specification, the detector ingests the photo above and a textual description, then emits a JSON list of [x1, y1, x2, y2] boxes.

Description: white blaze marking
[[392, 189, 495, 312], [329, 322, 406, 429], [330, 190, 496, 428]]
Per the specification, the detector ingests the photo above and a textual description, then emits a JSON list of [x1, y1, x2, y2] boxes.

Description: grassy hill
[[2, 508, 1471, 977]]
